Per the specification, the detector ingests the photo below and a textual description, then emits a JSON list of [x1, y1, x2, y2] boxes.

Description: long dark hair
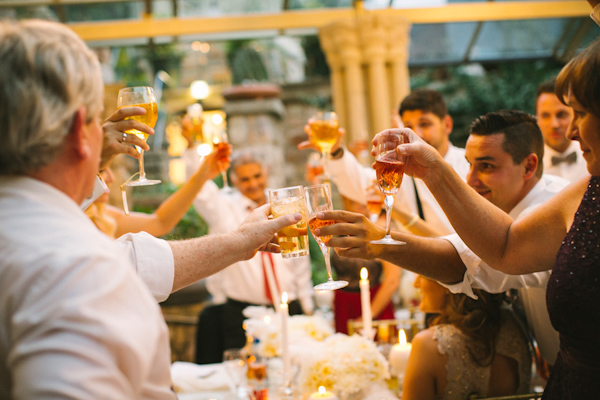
[[431, 289, 508, 367]]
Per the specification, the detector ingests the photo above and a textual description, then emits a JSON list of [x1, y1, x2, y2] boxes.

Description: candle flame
[[360, 267, 368, 280], [399, 329, 407, 346], [282, 292, 288, 304], [318, 386, 326, 394]]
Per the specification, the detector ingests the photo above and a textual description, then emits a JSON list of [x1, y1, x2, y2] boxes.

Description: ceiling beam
[[66, 1, 590, 43]]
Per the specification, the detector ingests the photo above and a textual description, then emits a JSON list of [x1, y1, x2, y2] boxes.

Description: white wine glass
[[370, 133, 406, 245], [308, 112, 339, 180], [212, 129, 232, 192], [305, 184, 348, 291], [223, 348, 247, 399], [118, 86, 160, 187]]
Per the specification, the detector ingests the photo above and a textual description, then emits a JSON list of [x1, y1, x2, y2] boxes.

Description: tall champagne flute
[[212, 129, 231, 191], [370, 133, 406, 245], [117, 86, 160, 186], [305, 184, 348, 290], [309, 112, 339, 180]]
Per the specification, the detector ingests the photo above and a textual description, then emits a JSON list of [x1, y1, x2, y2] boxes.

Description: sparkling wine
[[309, 119, 339, 153], [308, 217, 334, 245], [374, 158, 405, 195], [117, 102, 158, 140]]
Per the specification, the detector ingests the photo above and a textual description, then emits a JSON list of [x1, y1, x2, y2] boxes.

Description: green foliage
[[410, 60, 565, 147], [309, 232, 330, 285], [146, 43, 185, 78], [132, 182, 209, 241], [302, 35, 330, 78], [226, 40, 269, 84]]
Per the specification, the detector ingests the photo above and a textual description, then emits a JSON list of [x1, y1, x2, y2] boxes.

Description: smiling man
[[319, 110, 569, 367]]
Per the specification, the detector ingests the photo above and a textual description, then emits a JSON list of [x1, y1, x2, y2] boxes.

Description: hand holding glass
[[308, 112, 339, 179], [269, 186, 309, 259], [305, 184, 349, 291], [370, 134, 406, 245], [212, 129, 232, 191], [117, 86, 160, 187]]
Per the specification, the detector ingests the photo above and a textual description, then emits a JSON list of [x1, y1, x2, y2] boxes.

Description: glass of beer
[[269, 186, 309, 259], [117, 86, 160, 187], [370, 133, 406, 245], [212, 129, 232, 192], [308, 111, 339, 180], [305, 184, 348, 291]]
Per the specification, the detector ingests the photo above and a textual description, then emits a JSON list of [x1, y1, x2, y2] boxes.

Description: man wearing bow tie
[[536, 78, 588, 182]]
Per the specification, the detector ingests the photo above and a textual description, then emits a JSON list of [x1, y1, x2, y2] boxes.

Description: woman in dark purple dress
[[340, 38, 600, 399]]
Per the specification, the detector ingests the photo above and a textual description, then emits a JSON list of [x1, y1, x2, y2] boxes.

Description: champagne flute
[[308, 112, 339, 180], [117, 86, 160, 187], [212, 129, 232, 191], [223, 348, 247, 399], [305, 184, 349, 291], [370, 133, 406, 245]]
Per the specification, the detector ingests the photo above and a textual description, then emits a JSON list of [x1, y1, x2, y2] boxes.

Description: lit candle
[[359, 268, 373, 340], [280, 292, 290, 378], [308, 386, 339, 400], [388, 329, 412, 376]]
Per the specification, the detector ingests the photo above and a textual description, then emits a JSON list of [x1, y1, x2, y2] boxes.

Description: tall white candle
[[280, 292, 290, 377], [389, 329, 412, 376], [359, 268, 373, 340], [308, 386, 339, 400]]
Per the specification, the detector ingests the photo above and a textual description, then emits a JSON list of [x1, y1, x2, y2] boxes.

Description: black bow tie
[[551, 151, 577, 166]]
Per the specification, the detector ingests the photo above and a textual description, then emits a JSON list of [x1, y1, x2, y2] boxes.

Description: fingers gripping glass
[[370, 134, 406, 245], [305, 184, 348, 291], [117, 87, 160, 214]]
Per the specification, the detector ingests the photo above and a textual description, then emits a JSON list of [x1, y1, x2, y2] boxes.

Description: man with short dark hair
[[319, 110, 569, 366], [536, 78, 587, 182]]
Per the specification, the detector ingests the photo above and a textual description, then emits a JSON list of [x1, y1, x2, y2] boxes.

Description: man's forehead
[[234, 162, 263, 176], [466, 133, 506, 157]]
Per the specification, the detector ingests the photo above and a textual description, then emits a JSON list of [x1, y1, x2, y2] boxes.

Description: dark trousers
[[195, 298, 303, 364]]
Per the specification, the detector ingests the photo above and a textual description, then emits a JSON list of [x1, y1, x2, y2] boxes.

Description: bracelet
[[403, 214, 419, 230], [330, 147, 344, 159]]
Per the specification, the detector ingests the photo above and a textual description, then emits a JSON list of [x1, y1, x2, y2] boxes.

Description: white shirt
[[328, 144, 470, 234], [442, 174, 570, 364], [190, 170, 314, 313], [542, 141, 588, 183], [0, 176, 174, 399]]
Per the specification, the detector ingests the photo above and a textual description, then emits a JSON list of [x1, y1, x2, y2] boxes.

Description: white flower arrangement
[[298, 333, 390, 399], [242, 307, 391, 399]]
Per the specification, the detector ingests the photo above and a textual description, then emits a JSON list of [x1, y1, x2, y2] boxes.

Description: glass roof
[[0, 0, 597, 67]]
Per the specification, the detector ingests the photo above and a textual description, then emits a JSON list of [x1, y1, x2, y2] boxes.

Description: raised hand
[[198, 143, 232, 181], [232, 204, 303, 260], [100, 106, 154, 170], [311, 210, 387, 260], [371, 128, 444, 181]]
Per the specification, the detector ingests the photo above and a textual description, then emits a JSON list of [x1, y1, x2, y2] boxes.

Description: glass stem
[[384, 195, 394, 239], [221, 169, 230, 189], [320, 243, 333, 281], [138, 149, 146, 180], [322, 150, 330, 181]]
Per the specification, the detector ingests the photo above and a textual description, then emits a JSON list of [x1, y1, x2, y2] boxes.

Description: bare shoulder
[[412, 327, 443, 358]]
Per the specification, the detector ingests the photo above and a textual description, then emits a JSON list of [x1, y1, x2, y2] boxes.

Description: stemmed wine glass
[[212, 129, 232, 192], [370, 133, 406, 245], [308, 112, 339, 180], [223, 348, 247, 399], [118, 86, 160, 187], [305, 184, 348, 290]]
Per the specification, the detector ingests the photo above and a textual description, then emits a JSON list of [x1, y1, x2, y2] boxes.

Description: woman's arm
[[383, 128, 587, 275], [109, 146, 229, 238], [370, 261, 400, 319], [402, 328, 445, 400]]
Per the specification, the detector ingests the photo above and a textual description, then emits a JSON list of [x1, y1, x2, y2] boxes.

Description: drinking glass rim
[[118, 86, 154, 93], [268, 185, 304, 195]]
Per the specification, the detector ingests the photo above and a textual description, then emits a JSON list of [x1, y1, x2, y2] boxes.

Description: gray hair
[[230, 151, 264, 176], [0, 19, 103, 175]]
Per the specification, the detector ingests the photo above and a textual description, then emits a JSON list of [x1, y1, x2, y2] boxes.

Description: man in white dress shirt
[[536, 78, 588, 182], [319, 110, 568, 367], [0, 19, 302, 398], [186, 150, 314, 362], [304, 88, 470, 236]]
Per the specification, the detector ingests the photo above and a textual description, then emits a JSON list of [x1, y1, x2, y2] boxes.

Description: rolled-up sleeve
[[115, 232, 174, 302]]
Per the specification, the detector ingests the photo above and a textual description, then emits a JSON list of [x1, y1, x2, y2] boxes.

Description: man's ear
[[523, 153, 539, 179], [68, 106, 91, 159], [443, 114, 454, 136]]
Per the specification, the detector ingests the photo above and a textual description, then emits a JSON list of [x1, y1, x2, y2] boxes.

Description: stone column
[[319, 14, 411, 144]]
